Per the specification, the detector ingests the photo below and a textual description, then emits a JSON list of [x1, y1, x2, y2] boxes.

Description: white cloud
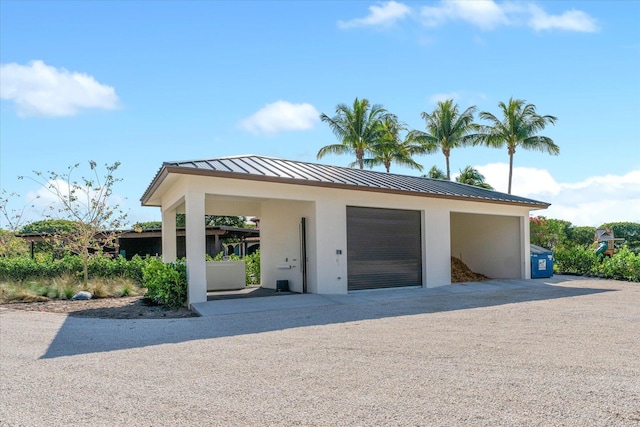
[[239, 100, 320, 135], [22, 178, 129, 224], [0, 60, 119, 117], [476, 163, 640, 226], [418, 0, 596, 32], [429, 92, 460, 104], [421, 0, 508, 30], [338, 1, 411, 29], [528, 5, 598, 32]]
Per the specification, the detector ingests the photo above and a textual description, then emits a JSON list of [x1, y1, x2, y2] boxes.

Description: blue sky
[[1, 0, 639, 228]]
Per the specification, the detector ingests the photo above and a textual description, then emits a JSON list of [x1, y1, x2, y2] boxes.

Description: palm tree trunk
[[445, 154, 451, 180], [508, 152, 514, 194]]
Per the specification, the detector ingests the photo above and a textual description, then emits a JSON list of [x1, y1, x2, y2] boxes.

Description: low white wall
[[206, 261, 246, 291]]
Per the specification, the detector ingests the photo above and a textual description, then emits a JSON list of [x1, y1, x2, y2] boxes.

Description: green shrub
[[245, 250, 260, 285], [554, 245, 599, 276], [210, 252, 241, 261], [555, 245, 640, 282], [596, 247, 639, 282], [125, 255, 147, 284], [142, 258, 187, 308]]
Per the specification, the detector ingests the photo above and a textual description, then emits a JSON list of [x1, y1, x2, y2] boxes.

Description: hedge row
[[0, 255, 150, 284], [554, 246, 640, 282], [0, 252, 262, 308]]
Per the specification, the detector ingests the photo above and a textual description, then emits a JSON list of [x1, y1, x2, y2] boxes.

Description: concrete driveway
[[1, 276, 639, 426]]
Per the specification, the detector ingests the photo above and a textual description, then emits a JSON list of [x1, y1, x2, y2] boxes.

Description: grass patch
[[0, 276, 145, 303]]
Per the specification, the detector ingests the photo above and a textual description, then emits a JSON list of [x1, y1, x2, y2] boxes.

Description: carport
[[140, 155, 549, 308], [451, 212, 525, 279]]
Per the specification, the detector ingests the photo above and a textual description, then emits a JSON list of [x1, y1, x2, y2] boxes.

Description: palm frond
[[317, 144, 350, 159]]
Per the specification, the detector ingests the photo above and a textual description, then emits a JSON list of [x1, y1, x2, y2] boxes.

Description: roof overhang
[[141, 164, 550, 210]]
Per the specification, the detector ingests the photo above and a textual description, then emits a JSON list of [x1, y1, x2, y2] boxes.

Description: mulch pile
[[451, 256, 489, 283]]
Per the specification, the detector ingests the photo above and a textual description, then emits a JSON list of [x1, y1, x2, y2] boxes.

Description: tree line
[[317, 97, 558, 194]]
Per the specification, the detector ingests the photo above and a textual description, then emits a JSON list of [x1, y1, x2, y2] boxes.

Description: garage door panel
[[347, 206, 422, 291]]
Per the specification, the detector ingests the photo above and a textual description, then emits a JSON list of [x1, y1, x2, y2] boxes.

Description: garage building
[[141, 155, 549, 307]]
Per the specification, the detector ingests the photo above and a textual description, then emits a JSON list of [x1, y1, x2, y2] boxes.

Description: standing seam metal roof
[[141, 155, 550, 208]]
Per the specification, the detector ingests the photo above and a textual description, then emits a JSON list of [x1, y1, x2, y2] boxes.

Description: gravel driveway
[[1, 276, 639, 426]]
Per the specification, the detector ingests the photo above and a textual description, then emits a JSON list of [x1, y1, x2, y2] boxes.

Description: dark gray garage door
[[347, 206, 422, 291]]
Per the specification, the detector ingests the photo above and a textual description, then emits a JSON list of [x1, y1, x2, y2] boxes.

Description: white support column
[[185, 192, 207, 306], [162, 207, 177, 262], [521, 215, 532, 279], [424, 207, 451, 288], [314, 199, 347, 294]]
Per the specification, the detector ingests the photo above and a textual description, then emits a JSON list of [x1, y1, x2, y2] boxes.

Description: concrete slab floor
[[191, 277, 567, 317]]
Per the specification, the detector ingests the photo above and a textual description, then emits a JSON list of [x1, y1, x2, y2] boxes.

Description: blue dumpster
[[530, 244, 554, 278]]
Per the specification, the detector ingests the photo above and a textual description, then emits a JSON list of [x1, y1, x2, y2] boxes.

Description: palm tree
[[408, 99, 478, 180], [477, 97, 558, 194], [317, 98, 389, 169], [455, 166, 494, 190], [423, 165, 446, 179], [356, 115, 424, 173]]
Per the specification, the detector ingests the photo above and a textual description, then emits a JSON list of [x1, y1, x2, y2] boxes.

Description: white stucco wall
[[260, 200, 314, 293], [154, 173, 536, 301], [314, 198, 348, 294]]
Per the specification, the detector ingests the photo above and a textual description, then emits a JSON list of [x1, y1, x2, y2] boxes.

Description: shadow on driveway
[[40, 278, 613, 359]]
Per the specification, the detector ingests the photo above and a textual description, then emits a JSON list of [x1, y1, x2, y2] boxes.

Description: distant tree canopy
[[567, 226, 596, 247], [530, 217, 571, 250], [20, 219, 80, 235], [133, 221, 162, 230], [175, 215, 246, 228], [134, 216, 248, 230], [0, 229, 29, 258], [206, 215, 247, 228], [531, 217, 640, 254], [19, 219, 82, 257]]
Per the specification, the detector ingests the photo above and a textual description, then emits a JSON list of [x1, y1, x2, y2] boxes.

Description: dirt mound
[[451, 257, 489, 283]]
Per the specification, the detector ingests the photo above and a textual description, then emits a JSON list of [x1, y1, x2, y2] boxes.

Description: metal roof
[[141, 155, 550, 208]]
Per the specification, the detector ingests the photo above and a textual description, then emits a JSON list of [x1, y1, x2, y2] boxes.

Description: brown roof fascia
[[142, 165, 549, 210], [140, 166, 171, 206], [119, 226, 259, 239]]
